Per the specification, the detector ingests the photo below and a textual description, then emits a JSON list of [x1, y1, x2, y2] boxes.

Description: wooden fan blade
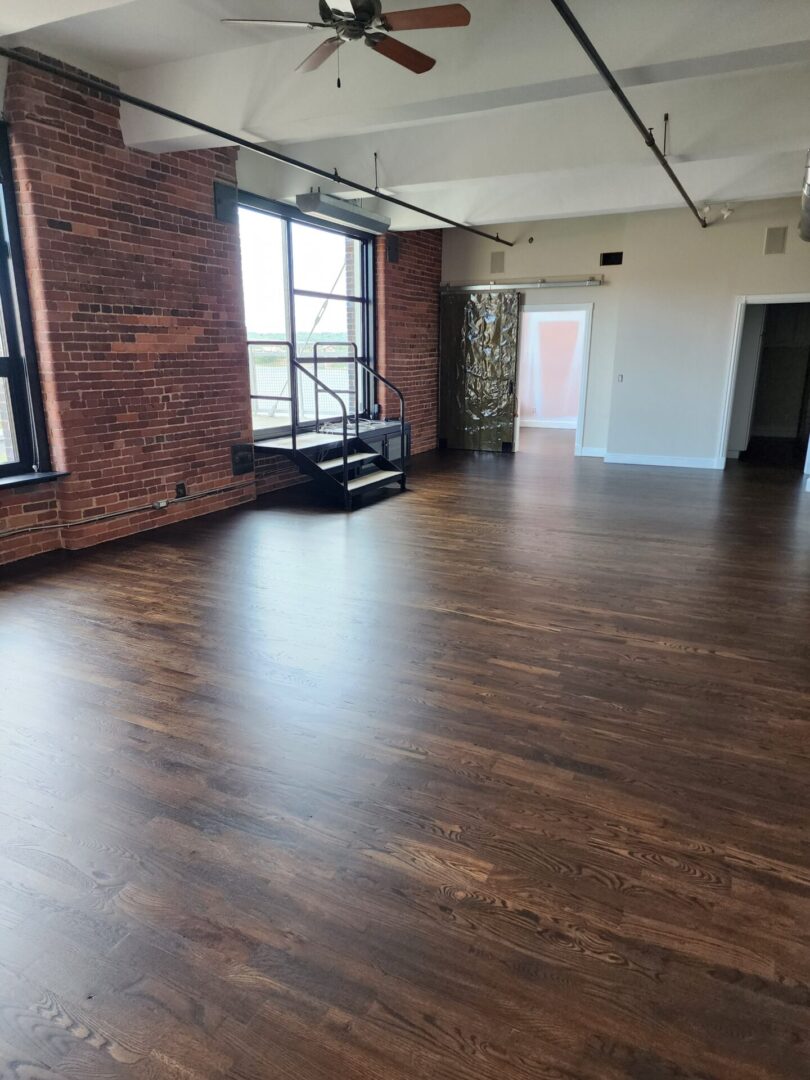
[[221, 19, 329, 28], [296, 37, 344, 72], [382, 4, 470, 31], [365, 33, 435, 72]]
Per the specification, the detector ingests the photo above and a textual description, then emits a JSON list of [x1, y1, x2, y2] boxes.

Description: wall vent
[[490, 250, 505, 274], [600, 251, 623, 266], [764, 226, 787, 255]]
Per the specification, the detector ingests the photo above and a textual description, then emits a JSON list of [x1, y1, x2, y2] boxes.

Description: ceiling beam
[[548, 0, 708, 228], [0, 46, 514, 246]]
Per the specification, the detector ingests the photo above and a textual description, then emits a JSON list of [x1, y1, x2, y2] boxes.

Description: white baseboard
[[726, 450, 740, 460], [604, 453, 726, 470], [805, 476, 810, 493], [520, 419, 577, 429], [577, 446, 606, 458]]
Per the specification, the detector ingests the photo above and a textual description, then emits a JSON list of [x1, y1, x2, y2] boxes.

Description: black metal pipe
[[0, 46, 514, 246], [547, 0, 708, 229]]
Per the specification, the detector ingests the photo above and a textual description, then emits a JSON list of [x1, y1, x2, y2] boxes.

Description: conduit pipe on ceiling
[[800, 152, 810, 243], [0, 46, 514, 247], [547, 0, 708, 229]]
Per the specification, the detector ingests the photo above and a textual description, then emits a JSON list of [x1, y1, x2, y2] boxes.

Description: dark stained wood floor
[[1, 428, 809, 1079]]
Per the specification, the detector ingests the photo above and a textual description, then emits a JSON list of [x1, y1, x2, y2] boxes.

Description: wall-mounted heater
[[296, 192, 391, 235]]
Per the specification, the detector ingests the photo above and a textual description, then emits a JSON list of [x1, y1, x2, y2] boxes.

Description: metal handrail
[[249, 340, 293, 427], [311, 344, 360, 440], [291, 357, 350, 500], [313, 342, 406, 471], [355, 356, 406, 459]]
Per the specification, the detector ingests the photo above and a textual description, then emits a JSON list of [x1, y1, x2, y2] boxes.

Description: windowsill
[[0, 470, 68, 491]]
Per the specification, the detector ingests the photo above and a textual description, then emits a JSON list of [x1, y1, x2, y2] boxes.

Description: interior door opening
[[726, 301, 810, 472], [515, 305, 592, 455]]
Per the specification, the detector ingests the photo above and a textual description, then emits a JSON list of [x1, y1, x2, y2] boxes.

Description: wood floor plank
[[1, 429, 809, 1078]]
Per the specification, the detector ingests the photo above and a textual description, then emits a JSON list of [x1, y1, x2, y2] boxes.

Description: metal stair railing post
[[311, 343, 406, 475], [313, 342, 360, 440], [248, 339, 297, 445], [356, 358, 407, 482], [284, 341, 297, 453], [291, 358, 350, 506]]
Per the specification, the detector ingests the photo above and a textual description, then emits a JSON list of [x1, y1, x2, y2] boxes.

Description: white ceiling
[[3, 0, 810, 230]]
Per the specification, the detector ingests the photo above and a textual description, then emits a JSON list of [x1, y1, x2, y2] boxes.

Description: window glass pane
[[294, 296, 363, 359], [0, 377, 19, 465], [0, 294, 7, 357], [296, 360, 359, 423], [249, 342, 292, 434], [248, 342, 291, 398], [0, 185, 8, 357], [238, 207, 289, 341], [291, 221, 362, 297], [252, 396, 291, 435]]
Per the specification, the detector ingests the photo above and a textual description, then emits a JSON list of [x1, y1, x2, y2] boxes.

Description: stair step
[[347, 469, 402, 493], [256, 432, 344, 452], [317, 452, 379, 471]]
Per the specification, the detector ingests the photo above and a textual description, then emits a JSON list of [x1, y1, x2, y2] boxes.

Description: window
[[0, 124, 50, 478], [238, 196, 374, 437]]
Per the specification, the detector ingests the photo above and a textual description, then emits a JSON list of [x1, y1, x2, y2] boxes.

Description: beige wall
[[443, 214, 626, 454], [442, 197, 810, 466]]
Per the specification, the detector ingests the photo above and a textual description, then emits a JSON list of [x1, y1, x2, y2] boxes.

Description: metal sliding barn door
[[439, 290, 520, 452]]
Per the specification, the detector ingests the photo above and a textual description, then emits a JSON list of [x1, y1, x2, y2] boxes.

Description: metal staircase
[[252, 342, 407, 510]]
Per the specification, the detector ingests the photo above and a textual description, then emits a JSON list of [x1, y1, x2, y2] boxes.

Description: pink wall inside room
[[519, 311, 587, 425]]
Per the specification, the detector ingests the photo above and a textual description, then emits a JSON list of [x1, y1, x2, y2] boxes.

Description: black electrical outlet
[[175, 482, 188, 499]]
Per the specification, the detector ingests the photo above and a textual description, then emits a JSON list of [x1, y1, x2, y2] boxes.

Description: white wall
[[442, 214, 626, 454], [442, 196, 810, 467]]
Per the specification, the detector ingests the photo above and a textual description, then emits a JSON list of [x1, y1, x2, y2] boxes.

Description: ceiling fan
[[222, 1, 471, 75]]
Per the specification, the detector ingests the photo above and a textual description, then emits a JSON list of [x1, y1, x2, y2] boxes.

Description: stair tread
[[317, 452, 379, 470], [256, 433, 345, 451], [347, 470, 402, 492]]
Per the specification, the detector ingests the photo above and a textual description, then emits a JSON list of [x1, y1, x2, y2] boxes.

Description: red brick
[[0, 55, 273, 566], [375, 231, 442, 455]]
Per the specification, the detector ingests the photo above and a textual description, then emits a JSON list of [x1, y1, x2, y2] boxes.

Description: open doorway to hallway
[[726, 300, 810, 472], [516, 305, 592, 455]]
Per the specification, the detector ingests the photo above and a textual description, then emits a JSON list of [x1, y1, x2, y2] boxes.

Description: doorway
[[725, 299, 810, 472], [516, 305, 592, 454]]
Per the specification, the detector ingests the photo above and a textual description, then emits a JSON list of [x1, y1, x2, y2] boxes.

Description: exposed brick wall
[[0, 55, 266, 565], [375, 230, 442, 455], [0, 483, 62, 564], [255, 453, 308, 496]]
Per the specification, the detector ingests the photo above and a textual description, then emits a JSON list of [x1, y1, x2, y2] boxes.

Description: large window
[[238, 196, 374, 437], [0, 125, 49, 479]]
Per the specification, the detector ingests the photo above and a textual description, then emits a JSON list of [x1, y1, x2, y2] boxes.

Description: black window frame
[[0, 122, 51, 479], [238, 191, 376, 439]]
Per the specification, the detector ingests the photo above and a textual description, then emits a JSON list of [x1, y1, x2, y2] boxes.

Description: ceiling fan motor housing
[[327, 1, 384, 32], [225, 2, 471, 75]]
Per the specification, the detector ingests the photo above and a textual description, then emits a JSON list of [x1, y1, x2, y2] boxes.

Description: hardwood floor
[[1, 428, 809, 1079]]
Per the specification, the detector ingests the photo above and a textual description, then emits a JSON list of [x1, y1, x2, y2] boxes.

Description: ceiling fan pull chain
[[337, 42, 342, 88]]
